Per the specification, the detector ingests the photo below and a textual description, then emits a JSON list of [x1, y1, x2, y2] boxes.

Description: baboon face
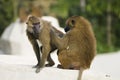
[[64, 16, 84, 32], [26, 15, 40, 34], [64, 16, 76, 32]]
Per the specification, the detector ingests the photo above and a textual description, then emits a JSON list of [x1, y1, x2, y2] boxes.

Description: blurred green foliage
[[0, 0, 120, 53], [51, 0, 120, 53], [0, 0, 14, 35]]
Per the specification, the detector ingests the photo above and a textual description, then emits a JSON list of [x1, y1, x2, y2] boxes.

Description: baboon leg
[[36, 45, 51, 73], [45, 53, 55, 67], [40, 46, 55, 67]]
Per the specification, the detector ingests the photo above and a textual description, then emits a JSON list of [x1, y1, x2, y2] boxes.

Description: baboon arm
[[27, 31, 40, 65], [51, 30, 68, 49], [30, 39, 40, 58], [52, 27, 64, 38]]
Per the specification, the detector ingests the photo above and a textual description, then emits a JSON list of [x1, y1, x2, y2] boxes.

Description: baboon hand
[[35, 68, 41, 73], [35, 67, 44, 73]]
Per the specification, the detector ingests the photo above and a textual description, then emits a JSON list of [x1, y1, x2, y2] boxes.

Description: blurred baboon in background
[[51, 16, 96, 80], [0, 5, 31, 55]]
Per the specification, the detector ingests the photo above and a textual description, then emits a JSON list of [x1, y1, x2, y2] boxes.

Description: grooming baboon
[[51, 16, 96, 80], [26, 15, 64, 73]]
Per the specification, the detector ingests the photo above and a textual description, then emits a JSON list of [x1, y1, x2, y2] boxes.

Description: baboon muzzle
[[64, 26, 70, 32], [33, 23, 40, 34]]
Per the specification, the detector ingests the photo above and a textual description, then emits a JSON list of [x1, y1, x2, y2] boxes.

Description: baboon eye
[[33, 22, 40, 25], [71, 20, 75, 25]]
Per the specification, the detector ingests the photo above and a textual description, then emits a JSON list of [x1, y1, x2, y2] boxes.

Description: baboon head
[[64, 16, 77, 32], [64, 16, 88, 32], [26, 15, 40, 34]]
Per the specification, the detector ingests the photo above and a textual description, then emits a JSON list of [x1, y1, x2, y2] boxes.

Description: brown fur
[[51, 16, 96, 80], [26, 15, 64, 73]]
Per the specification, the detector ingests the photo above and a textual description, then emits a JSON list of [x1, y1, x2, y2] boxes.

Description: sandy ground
[[0, 50, 119, 80]]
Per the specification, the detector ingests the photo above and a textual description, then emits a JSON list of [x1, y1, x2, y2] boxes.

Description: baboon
[[51, 16, 96, 80], [26, 15, 64, 73]]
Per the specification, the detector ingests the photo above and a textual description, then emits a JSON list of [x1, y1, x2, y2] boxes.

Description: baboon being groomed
[[51, 16, 96, 80], [26, 15, 64, 73]]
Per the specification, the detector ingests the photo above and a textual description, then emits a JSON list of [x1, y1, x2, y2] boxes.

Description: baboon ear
[[71, 20, 75, 26]]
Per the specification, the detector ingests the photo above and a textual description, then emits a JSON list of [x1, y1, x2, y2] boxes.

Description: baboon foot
[[35, 67, 41, 73], [57, 64, 64, 69], [45, 64, 52, 67], [35, 65, 44, 73], [45, 63, 55, 67]]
